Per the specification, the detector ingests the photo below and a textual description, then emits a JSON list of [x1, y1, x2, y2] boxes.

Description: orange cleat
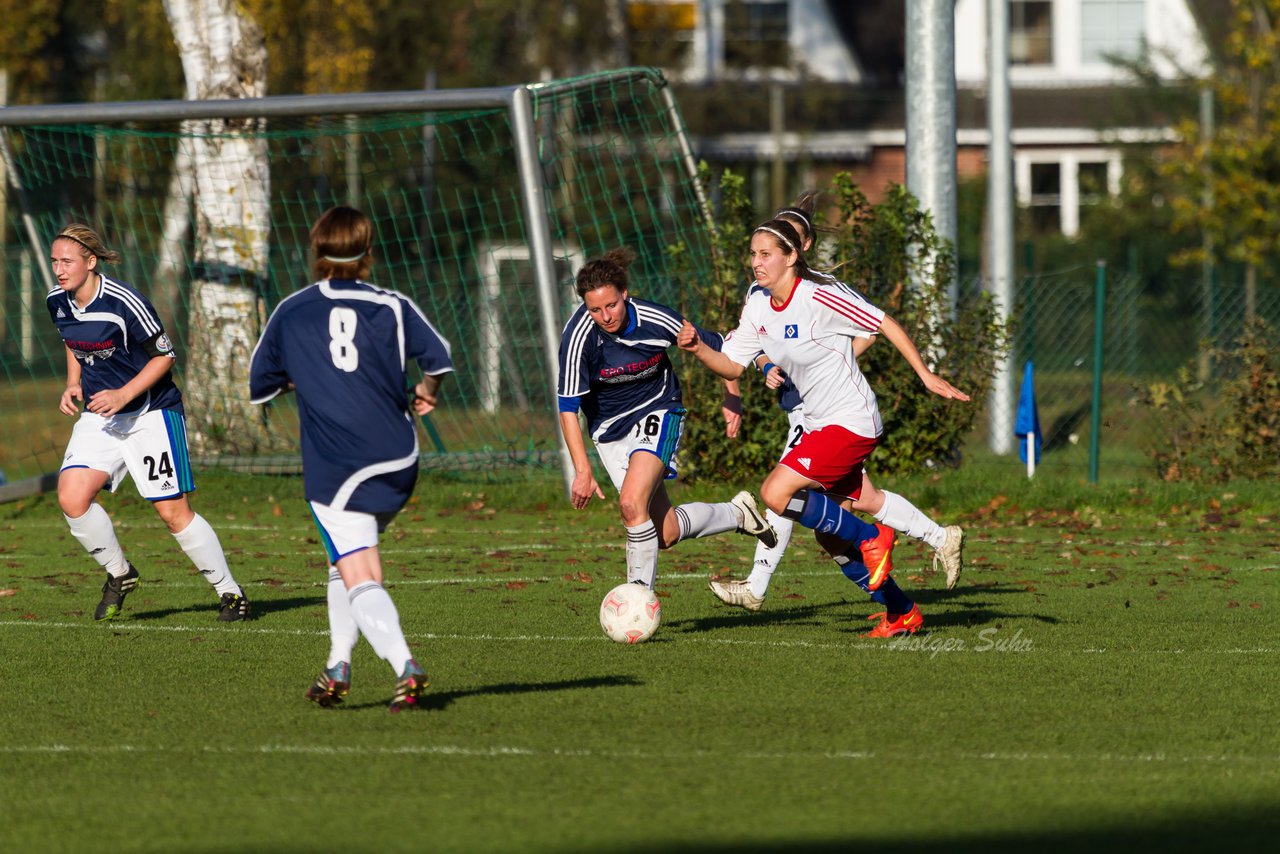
[[862, 604, 924, 638], [859, 524, 897, 591]]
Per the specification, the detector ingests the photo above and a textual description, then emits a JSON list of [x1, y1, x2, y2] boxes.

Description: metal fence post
[[1089, 260, 1107, 484]]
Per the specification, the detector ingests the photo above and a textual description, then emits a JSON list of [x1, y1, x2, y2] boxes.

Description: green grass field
[[2, 466, 1278, 852]]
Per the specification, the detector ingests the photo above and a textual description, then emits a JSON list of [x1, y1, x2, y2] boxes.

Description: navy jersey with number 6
[[249, 279, 453, 513], [557, 296, 722, 443], [46, 274, 183, 417]]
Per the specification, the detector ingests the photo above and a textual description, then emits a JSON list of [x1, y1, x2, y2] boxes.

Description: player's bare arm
[[412, 374, 446, 415], [558, 410, 605, 509], [876, 315, 970, 402], [721, 378, 742, 438], [753, 353, 787, 390], [677, 320, 744, 381], [59, 344, 84, 416]]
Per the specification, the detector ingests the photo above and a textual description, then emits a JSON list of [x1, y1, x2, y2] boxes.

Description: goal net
[[0, 68, 714, 489]]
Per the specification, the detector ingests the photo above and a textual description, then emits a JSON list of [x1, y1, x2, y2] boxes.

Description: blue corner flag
[[1015, 360, 1042, 465]]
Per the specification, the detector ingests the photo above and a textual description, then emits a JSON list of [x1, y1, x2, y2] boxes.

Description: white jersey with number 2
[[720, 276, 885, 439]]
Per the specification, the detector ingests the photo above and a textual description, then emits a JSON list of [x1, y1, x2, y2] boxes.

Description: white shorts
[[594, 407, 686, 492], [309, 500, 398, 564], [61, 409, 193, 501]]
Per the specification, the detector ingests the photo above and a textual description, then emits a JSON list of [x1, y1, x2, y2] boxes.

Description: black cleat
[[94, 563, 140, 621], [217, 591, 251, 622], [389, 659, 429, 713], [306, 662, 351, 708]]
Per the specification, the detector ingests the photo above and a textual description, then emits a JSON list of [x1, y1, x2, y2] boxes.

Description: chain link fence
[[974, 264, 1280, 478]]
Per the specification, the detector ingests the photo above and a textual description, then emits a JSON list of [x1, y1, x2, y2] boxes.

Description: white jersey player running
[[679, 218, 970, 638], [712, 199, 964, 613]]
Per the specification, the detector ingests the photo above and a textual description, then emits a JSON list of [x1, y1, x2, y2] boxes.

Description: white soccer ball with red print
[[599, 582, 662, 644]]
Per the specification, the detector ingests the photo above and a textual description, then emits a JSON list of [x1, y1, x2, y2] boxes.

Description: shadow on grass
[[671, 583, 1051, 634], [129, 594, 317, 622], [670, 600, 851, 633], [635, 806, 1280, 852], [340, 674, 644, 712]]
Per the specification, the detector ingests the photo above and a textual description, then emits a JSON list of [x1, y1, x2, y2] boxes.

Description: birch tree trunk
[[163, 0, 272, 455]]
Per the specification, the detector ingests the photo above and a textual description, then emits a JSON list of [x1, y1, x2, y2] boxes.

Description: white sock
[[673, 502, 738, 542], [348, 581, 413, 676], [326, 567, 360, 669], [746, 510, 794, 598], [874, 491, 946, 551], [625, 520, 660, 588], [173, 513, 243, 596], [65, 504, 127, 575]]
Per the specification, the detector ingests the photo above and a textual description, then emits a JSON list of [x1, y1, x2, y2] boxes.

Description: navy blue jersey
[[745, 282, 803, 413], [249, 279, 453, 513], [46, 274, 183, 416], [557, 296, 722, 443]]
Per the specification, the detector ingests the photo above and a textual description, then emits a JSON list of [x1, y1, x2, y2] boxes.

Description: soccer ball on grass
[[599, 582, 661, 644]]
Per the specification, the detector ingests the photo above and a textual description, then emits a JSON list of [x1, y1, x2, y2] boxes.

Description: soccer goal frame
[[0, 69, 712, 497]]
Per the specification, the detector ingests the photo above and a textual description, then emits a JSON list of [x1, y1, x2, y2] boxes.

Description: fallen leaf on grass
[[0, 588, 17, 597], [505, 581, 527, 591]]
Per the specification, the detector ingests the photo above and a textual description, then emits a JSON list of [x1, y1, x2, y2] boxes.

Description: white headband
[[754, 226, 795, 252], [777, 208, 813, 234], [322, 249, 368, 264]]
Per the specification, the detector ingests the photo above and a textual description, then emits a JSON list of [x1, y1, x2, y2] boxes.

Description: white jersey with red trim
[[721, 276, 885, 438]]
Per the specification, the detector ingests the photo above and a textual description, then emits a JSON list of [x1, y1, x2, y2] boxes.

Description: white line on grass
[[9, 519, 1272, 552], [0, 619, 1275, 655], [0, 619, 871, 649], [1, 743, 1277, 765]]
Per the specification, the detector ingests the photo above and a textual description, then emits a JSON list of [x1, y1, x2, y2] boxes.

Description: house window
[[724, 1, 790, 71], [1028, 161, 1061, 233], [1010, 1, 1054, 66], [1080, 0, 1145, 65], [628, 1, 697, 69]]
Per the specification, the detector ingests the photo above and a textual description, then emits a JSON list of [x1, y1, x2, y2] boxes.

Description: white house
[[954, 0, 1212, 236], [628, 0, 1217, 238]]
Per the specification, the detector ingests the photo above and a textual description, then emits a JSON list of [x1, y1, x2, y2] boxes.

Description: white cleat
[[933, 524, 965, 590], [731, 491, 777, 549], [709, 577, 765, 612]]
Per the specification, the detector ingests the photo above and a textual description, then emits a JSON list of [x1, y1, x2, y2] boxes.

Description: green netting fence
[[0, 68, 715, 488], [970, 263, 1280, 476]]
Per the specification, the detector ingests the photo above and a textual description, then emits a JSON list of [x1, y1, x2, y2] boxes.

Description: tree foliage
[[670, 167, 1009, 482], [1160, 0, 1280, 274], [0, 0, 61, 94], [1, 0, 627, 104], [1145, 320, 1280, 482]]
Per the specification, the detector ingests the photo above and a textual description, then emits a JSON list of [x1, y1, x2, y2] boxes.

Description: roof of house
[[674, 80, 1193, 138]]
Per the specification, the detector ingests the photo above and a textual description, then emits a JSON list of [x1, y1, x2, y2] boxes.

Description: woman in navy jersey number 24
[[47, 224, 250, 623]]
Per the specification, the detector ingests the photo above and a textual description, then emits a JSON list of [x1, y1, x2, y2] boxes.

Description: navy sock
[[783, 489, 879, 545], [835, 553, 914, 614]]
